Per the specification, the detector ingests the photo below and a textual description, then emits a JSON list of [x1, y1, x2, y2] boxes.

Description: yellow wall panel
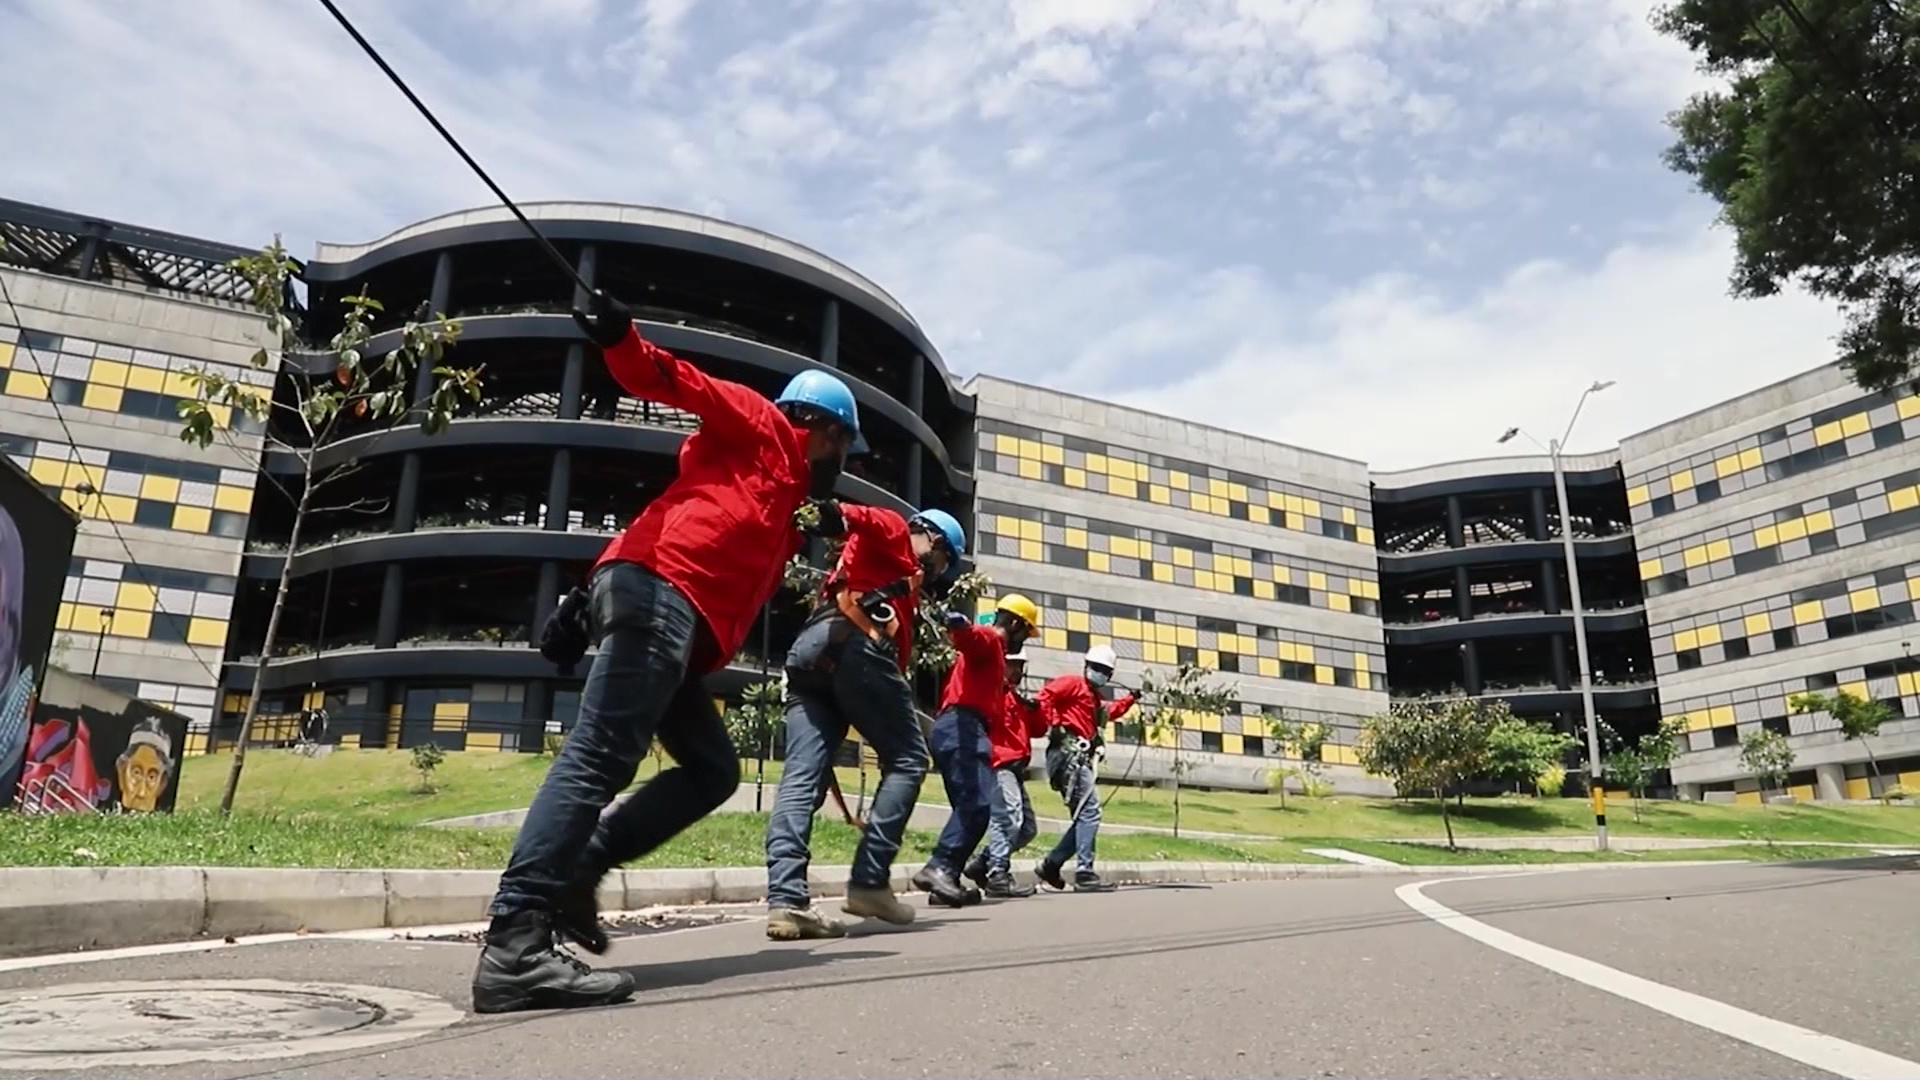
[[1066, 610, 1090, 632], [1673, 628, 1699, 651], [1737, 447, 1763, 471], [1085, 453, 1108, 474], [96, 494, 137, 524], [1681, 545, 1709, 568], [1638, 558, 1663, 580], [1193, 570, 1216, 591], [81, 384, 124, 412], [1257, 657, 1279, 677], [1695, 624, 1722, 648], [1018, 538, 1042, 562], [213, 485, 252, 512], [432, 701, 469, 721], [1040, 442, 1064, 465], [1777, 518, 1809, 542], [1712, 454, 1742, 478], [1844, 777, 1872, 800], [1150, 563, 1173, 583], [1684, 712, 1712, 732], [1108, 476, 1139, 499], [1328, 593, 1351, 612], [5, 371, 49, 399], [1148, 484, 1170, 504], [1356, 526, 1374, 546], [1113, 617, 1142, 640], [114, 582, 158, 612], [1708, 705, 1735, 726], [162, 370, 198, 398], [173, 505, 212, 533], [1221, 732, 1243, 755], [1891, 486, 1920, 512], [1626, 485, 1649, 506], [0, 342, 11, 368], [1042, 627, 1068, 651], [187, 618, 227, 647], [1169, 470, 1191, 490], [1313, 664, 1333, 685], [993, 433, 1019, 454], [1743, 612, 1771, 637], [1253, 580, 1275, 600], [1790, 601, 1823, 626], [1063, 467, 1086, 488], [1017, 458, 1043, 480], [1087, 551, 1110, 573], [140, 475, 182, 502], [1734, 790, 1761, 806], [1670, 469, 1694, 492], [466, 732, 503, 753], [1848, 587, 1881, 612], [1803, 509, 1834, 534], [1172, 547, 1194, 568], [126, 365, 166, 393], [1752, 524, 1779, 547], [1840, 411, 1870, 437], [1812, 420, 1844, 445], [1704, 539, 1732, 562]]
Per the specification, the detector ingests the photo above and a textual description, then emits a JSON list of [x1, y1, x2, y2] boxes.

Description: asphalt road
[[2, 857, 1915, 1079]]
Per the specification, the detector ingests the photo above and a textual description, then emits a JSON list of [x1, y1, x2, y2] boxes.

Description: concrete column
[[1460, 640, 1481, 696], [559, 345, 585, 420], [544, 449, 571, 530], [365, 678, 391, 748], [819, 299, 840, 367], [410, 251, 455, 406], [391, 454, 422, 533], [1446, 495, 1464, 548], [1541, 559, 1561, 613], [1530, 487, 1550, 540], [1550, 632, 1570, 689], [1815, 762, 1847, 802], [574, 245, 597, 305], [1453, 566, 1472, 621], [533, 561, 560, 645], [375, 563, 404, 649], [523, 678, 554, 754]]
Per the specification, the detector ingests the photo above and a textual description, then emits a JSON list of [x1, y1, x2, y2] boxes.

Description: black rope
[[312, 0, 593, 295]]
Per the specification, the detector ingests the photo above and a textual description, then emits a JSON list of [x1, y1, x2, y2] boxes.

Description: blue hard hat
[[910, 507, 967, 559], [776, 369, 867, 454]]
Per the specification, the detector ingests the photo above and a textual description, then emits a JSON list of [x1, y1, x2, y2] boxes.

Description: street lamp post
[[91, 608, 116, 680], [1500, 379, 1614, 852]]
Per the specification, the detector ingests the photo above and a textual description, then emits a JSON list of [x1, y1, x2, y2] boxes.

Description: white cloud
[[1103, 215, 1845, 469], [0, 0, 1850, 479]]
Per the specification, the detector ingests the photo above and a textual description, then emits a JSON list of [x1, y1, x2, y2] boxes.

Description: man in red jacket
[[963, 643, 1048, 897], [473, 290, 868, 1015], [762, 502, 968, 939], [1036, 643, 1138, 893], [912, 593, 1038, 905]]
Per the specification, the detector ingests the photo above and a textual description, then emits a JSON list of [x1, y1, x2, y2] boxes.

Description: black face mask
[[807, 453, 844, 499]]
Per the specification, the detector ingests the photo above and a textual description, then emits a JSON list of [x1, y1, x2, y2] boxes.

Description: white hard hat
[[1085, 643, 1117, 670]]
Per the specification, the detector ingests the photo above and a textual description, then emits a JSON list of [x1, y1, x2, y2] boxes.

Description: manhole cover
[[0, 980, 463, 1070]]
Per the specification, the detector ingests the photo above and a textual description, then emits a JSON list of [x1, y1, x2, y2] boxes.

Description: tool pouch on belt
[[1045, 726, 1090, 794], [537, 587, 591, 675]]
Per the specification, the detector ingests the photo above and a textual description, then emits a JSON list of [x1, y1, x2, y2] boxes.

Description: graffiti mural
[[11, 668, 188, 814], [0, 455, 79, 810]]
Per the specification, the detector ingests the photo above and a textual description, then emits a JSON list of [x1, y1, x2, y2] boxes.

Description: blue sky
[[0, 0, 1847, 467]]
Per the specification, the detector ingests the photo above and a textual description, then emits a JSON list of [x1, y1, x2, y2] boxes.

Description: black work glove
[[571, 289, 633, 349], [799, 498, 846, 539], [538, 587, 592, 675]]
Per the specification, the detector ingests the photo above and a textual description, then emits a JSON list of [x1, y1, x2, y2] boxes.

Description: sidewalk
[[0, 857, 1736, 961]]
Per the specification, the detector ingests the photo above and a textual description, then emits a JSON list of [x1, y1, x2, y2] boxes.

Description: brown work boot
[[766, 907, 848, 941], [842, 885, 916, 925]]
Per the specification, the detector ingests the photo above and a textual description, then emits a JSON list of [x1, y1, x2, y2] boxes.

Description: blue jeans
[[489, 561, 740, 916], [985, 763, 1038, 874], [765, 619, 928, 910], [1045, 762, 1101, 874], [927, 706, 994, 873]]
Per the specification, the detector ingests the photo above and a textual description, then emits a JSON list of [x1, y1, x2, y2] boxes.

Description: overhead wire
[[311, 0, 591, 294]]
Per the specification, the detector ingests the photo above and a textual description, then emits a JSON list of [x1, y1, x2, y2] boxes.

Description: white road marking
[[1302, 847, 1400, 867], [0, 907, 763, 974], [1396, 878, 1920, 1080]]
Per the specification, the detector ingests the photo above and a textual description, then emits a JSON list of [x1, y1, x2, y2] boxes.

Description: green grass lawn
[[1324, 839, 1882, 866], [4, 749, 1911, 872], [0, 807, 1323, 870]]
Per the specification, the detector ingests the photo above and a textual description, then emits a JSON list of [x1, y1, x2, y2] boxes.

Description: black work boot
[[962, 854, 990, 891], [912, 864, 972, 907], [1072, 870, 1117, 893], [1035, 859, 1068, 891], [471, 909, 635, 1015], [556, 872, 610, 955], [983, 869, 1036, 898]]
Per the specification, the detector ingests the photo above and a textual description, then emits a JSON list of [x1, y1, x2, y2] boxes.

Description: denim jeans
[[926, 706, 994, 873], [489, 561, 740, 916], [765, 619, 928, 911], [984, 763, 1038, 874], [1044, 761, 1101, 874]]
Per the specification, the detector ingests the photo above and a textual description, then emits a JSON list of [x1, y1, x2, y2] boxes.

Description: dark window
[[1773, 627, 1797, 650], [1232, 576, 1255, 598], [1218, 652, 1239, 673], [1651, 494, 1675, 516], [1732, 548, 1781, 575], [150, 612, 191, 644], [1712, 725, 1740, 748], [133, 499, 174, 529], [1808, 530, 1841, 555], [1872, 423, 1906, 450], [210, 511, 249, 539], [1724, 637, 1752, 661], [1047, 546, 1087, 571], [1065, 630, 1090, 655], [1676, 648, 1702, 671], [1243, 735, 1266, 757], [1864, 505, 1920, 543], [1198, 731, 1222, 753], [1875, 566, 1909, 586], [1826, 614, 1858, 640], [1176, 645, 1199, 666], [1806, 671, 1839, 690], [1761, 715, 1791, 736], [1694, 478, 1722, 503]]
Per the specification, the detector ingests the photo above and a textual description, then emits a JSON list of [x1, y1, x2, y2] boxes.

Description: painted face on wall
[[116, 742, 170, 813]]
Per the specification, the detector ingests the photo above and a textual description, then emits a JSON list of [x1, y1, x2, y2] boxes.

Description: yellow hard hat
[[995, 592, 1040, 627]]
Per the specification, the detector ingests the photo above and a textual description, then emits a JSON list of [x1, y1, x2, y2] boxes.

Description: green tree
[[725, 679, 785, 807], [1357, 699, 1497, 849], [180, 239, 474, 816], [1654, 0, 1920, 390], [1604, 716, 1688, 821], [1791, 689, 1893, 799], [1480, 708, 1580, 797], [1126, 663, 1238, 838], [1740, 727, 1797, 798]]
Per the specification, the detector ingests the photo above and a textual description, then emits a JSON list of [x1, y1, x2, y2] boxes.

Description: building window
[[1724, 637, 1751, 661]]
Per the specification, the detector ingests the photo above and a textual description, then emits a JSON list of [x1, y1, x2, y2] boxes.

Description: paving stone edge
[[0, 859, 1734, 959]]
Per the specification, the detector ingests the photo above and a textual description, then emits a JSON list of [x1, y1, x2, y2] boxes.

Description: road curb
[[0, 858, 1733, 959]]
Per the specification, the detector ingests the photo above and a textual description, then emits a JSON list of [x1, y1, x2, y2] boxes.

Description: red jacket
[[991, 685, 1048, 769], [824, 504, 921, 672], [591, 326, 809, 672], [939, 622, 1005, 718], [1039, 674, 1138, 742]]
